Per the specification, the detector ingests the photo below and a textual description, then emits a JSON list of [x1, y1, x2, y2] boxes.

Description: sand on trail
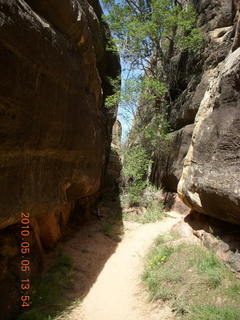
[[61, 212, 182, 320]]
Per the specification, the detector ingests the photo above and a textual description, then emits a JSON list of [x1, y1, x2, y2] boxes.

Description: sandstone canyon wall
[[103, 120, 122, 198], [150, 0, 240, 225], [0, 0, 120, 318]]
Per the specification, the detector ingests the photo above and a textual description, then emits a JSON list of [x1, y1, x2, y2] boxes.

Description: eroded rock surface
[[178, 48, 240, 225], [150, 0, 240, 225], [0, 0, 120, 318], [0, 0, 119, 231], [151, 124, 194, 192]]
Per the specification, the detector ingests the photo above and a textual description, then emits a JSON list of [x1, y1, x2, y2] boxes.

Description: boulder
[[178, 48, 240, 225]]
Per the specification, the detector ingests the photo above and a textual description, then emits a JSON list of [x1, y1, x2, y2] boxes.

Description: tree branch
[[125, 0, 142, 14]]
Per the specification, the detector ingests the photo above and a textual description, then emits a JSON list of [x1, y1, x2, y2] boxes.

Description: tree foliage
[[122, 145, 150, 204], [102, 0, 202, 201], [103, 0, 202, 124], [103, 0, 202, 76]]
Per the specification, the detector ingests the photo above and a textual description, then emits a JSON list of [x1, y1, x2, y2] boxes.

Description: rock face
[[178, 47, 240, 225], [151, 124, 194, 193], [0, 0, 120, 318], [151, 0, 240, 224], [103, 120, 122, 199], [0, 0, 120, 231], [112, 120, 122, 150]]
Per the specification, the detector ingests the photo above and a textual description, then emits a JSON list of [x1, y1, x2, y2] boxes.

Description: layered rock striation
[[0, 0, 120, 317], [0, 0, 120, 238]]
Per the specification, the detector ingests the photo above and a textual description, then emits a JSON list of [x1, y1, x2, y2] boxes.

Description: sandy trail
[[63, 212, 181, 320]]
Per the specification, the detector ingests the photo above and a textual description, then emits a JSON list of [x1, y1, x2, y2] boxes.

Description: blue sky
[[118, 64, 144, 142], [100, 0, 142, 142]]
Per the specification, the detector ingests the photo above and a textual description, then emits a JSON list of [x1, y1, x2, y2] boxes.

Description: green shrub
[[123, 201, 165, 223], [122, 146, 150, 206], [135, 202, 165, 223]]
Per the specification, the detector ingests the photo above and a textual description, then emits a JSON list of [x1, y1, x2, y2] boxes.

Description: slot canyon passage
[[0, 0, 240, 319]]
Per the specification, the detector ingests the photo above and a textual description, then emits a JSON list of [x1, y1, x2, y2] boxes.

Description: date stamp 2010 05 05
[[20, 212, 31, 308]]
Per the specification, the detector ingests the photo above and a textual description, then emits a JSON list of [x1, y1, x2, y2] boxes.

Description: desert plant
[[142, 236, 240, 319]]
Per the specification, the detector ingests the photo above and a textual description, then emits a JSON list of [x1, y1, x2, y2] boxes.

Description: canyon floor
[[55, 211, 182, 320]]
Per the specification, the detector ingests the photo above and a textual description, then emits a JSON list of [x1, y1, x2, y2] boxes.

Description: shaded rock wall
[[103, 120, 122, 199], [0, 0, 120, 318], [151, 0, 240, 224], [0, 0, 120, 233], [112, 120, 122, 150], [151, 124, 194, 193]]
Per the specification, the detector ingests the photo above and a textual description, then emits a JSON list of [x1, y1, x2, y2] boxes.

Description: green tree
[[103, 0, 202, 202], [122, 145, 150, 205], [103, 0, 202, 120], [102, 0, 202, 77]]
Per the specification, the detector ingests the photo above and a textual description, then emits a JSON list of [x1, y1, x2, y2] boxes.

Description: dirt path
[[60, 212, 182, 320]]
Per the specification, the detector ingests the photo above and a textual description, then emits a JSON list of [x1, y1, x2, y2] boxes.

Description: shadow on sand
[[15, 190, 123, 320]]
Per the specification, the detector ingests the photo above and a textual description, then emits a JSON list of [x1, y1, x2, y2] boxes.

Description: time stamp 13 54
[[20, 212, 31, 308]]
